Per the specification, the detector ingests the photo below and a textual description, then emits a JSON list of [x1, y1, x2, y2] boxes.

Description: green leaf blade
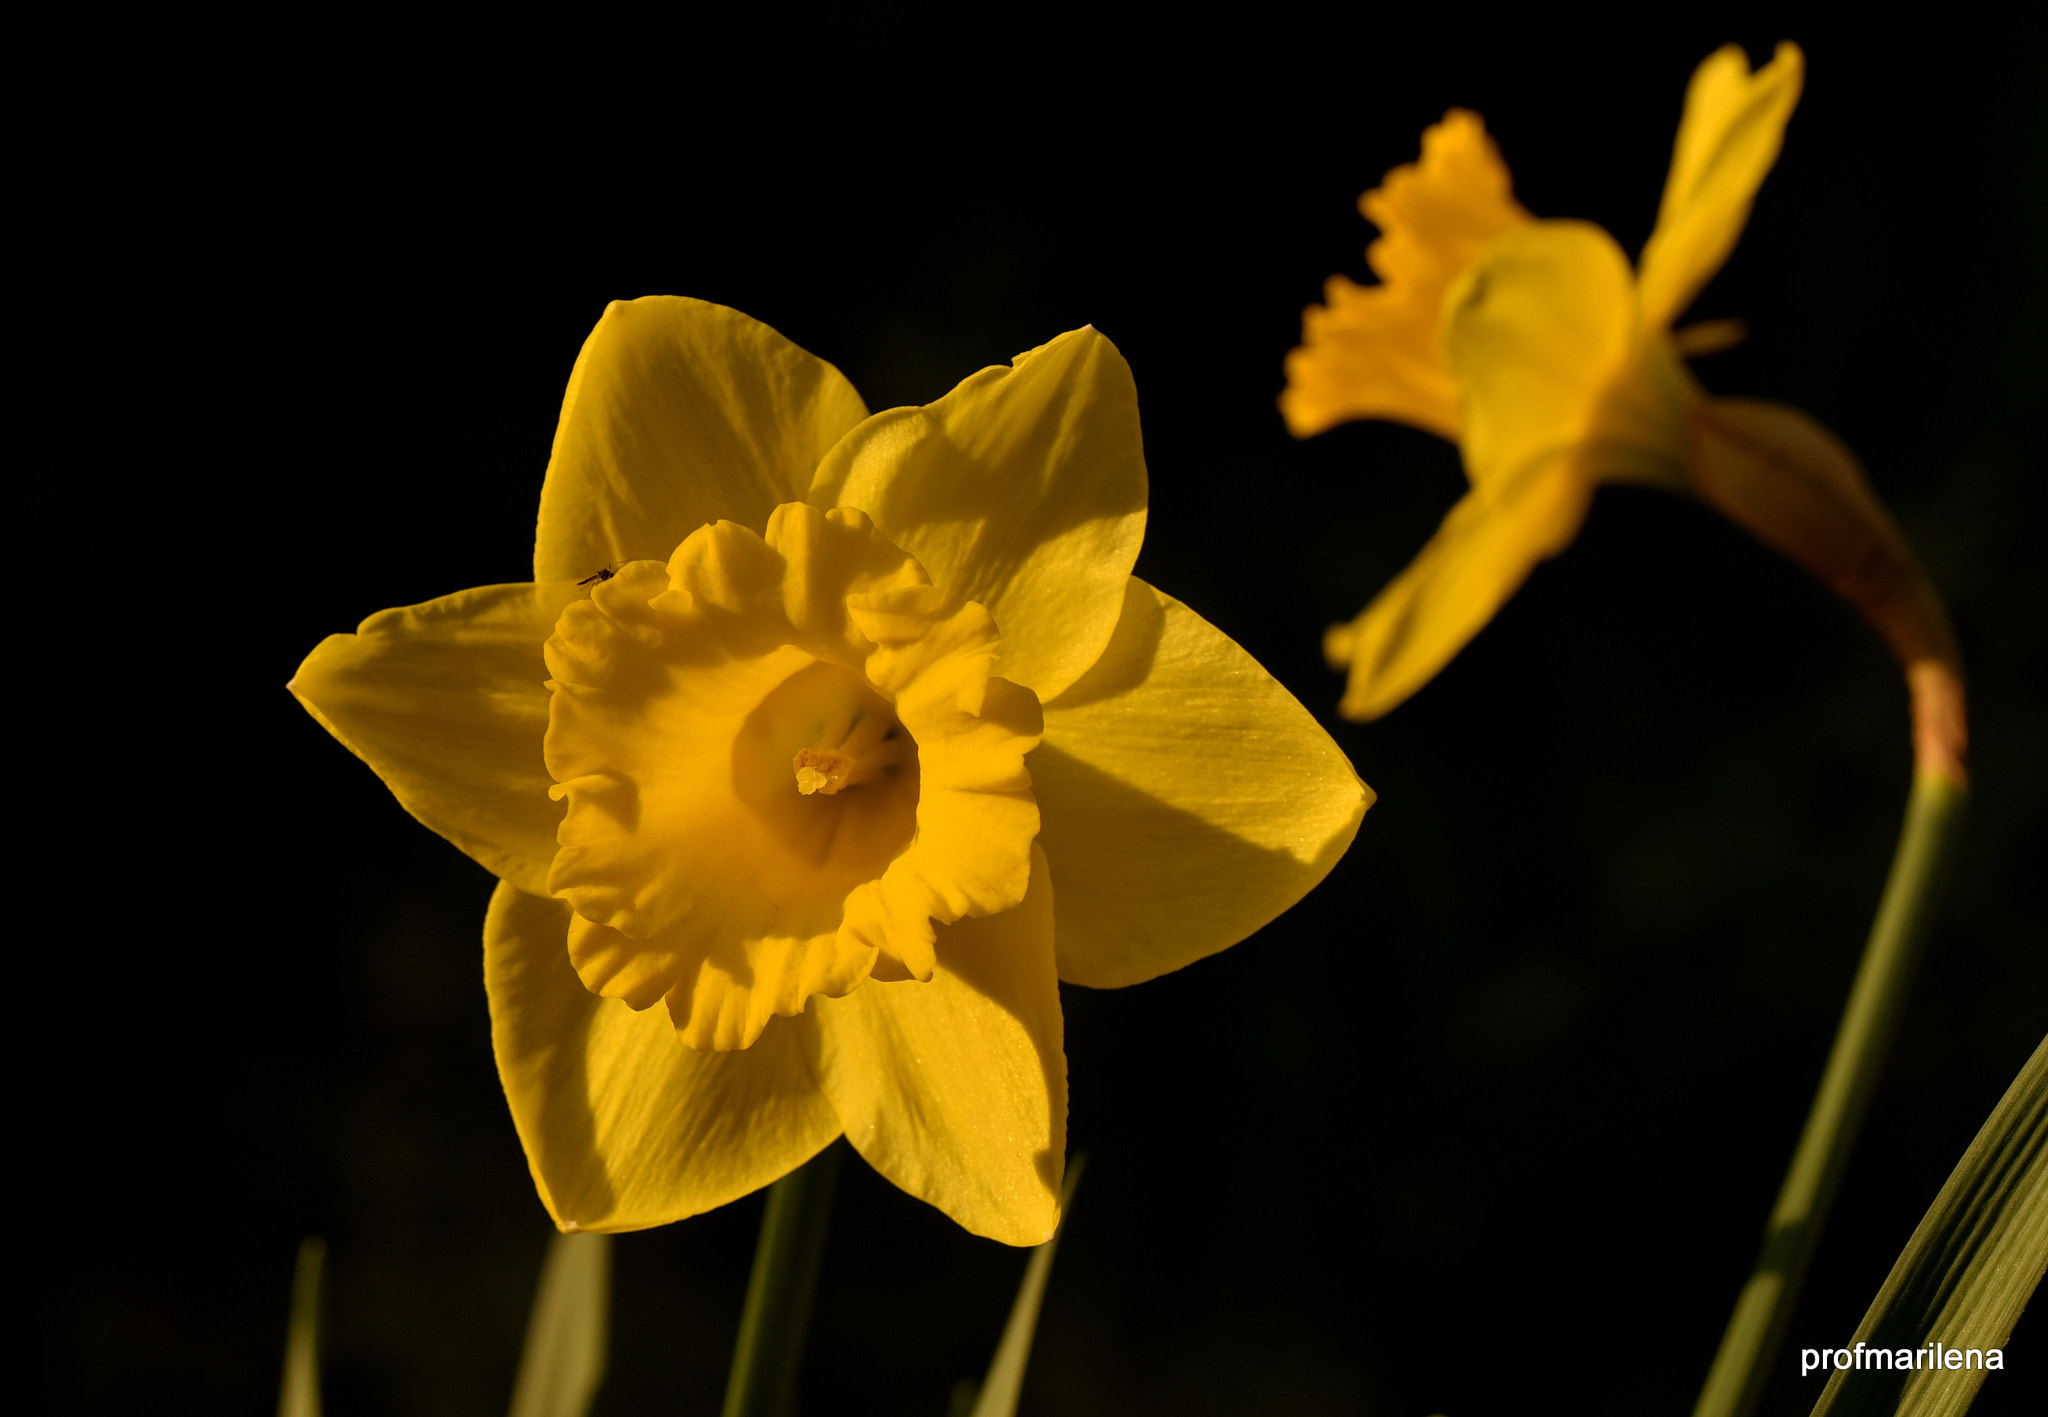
[[508, 1231, 612, 1417], [1810, 1033, 2048, 1417], [969, 1154, 1086, 1417]]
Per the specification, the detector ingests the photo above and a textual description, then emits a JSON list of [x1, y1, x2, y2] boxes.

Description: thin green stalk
[[723, 1143, 842, 1417], [1692, 772, 1968, 1417], [966, 1155, 1087, 1417], [278, 1237, 325, 1417], [507, 1232, 611, 1417]]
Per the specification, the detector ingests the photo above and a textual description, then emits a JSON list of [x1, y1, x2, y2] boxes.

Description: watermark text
[[1801, 1342, 2004, 1377]]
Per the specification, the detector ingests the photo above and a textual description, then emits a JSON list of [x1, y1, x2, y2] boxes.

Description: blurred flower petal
[[1638, 43, 1805, 331]]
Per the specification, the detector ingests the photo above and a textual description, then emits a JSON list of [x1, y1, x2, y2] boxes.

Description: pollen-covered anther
[[790, 712, 913, 802], [793, 707, 918, 796], [793, 748, 852, 796]]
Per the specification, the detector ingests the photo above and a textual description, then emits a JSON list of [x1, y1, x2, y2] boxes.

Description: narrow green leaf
[[508, 1231, 613, 1417], [969, 1155, 1086, 1417], [724, 1144, 842, 1417], [1808, 1033, 2047, 1416], [278, 1236, 325, 1417]]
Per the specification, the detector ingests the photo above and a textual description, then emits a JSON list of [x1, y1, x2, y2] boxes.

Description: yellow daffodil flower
[[292, 298, 1370, 1245], [1284, 43, 1965, 773]]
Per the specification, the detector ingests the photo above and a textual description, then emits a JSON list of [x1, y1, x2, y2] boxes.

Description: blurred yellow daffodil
[[1284, 43, 1964, 772], [293, 298, 1370, 1245]]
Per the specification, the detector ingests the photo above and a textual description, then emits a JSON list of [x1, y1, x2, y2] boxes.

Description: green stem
[[1691, 771, 1968, 1417], [723, 1144, 842, 1417]]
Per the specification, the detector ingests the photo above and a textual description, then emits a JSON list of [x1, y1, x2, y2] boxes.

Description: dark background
[[24, 7, 2044, 1415]]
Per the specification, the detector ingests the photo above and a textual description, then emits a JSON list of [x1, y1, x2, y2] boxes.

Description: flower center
[[541, 503, 1042, 1052], [775, 671, 916, 798], [730, 659, 919, 873], [793, 750, 851, 795]]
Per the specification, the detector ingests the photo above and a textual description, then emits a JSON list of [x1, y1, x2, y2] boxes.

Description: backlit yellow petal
[[1037, 578, 1370, 987], [1444, 220, 1638, 493], [534, 297, 871, 583], [1282, 110, 1531, 439], [486, 880, 841, 1233], [1325, 452, 1593, 720], [1637, 43, 1804, 331], [290, 581, 584, 896], [806, 843, 1064, 1247], [809, 327, 1146, 703]]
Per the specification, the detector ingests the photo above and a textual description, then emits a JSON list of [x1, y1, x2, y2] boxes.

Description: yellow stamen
[[793, 747, 854, 796], [1672, 318, 1748, 356]]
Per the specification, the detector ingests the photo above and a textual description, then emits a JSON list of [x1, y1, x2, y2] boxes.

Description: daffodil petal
[[534, 297, 871, 583], [1282, 109, 1530, 439], [1036, 578, 1370, 987], [290, 582, 582, 895], [1326, 453, 1592, 720], [1637, 43, 1804, 331], [805, 843, 1064, 1246], [1445, 219, 1638, 493], [486, 880, 842, 1232], [808, 327, 1145, 703]]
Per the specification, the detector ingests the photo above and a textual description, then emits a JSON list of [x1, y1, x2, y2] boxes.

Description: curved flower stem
[[1691, 768, 1968, 1417], [723, 1143, 842, 1417]]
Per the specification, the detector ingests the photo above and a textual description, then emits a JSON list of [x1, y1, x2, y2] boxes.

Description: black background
[[23, 7, 2045, 1415]]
